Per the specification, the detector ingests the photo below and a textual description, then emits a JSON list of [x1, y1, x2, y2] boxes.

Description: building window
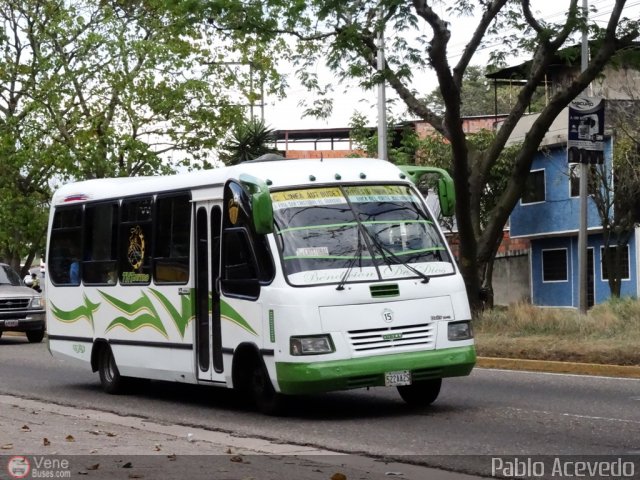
[[522, 170, 545, 204], [569, 163, 598, 197], [542, 249, 568, 282], [601, 245, 630, 280]]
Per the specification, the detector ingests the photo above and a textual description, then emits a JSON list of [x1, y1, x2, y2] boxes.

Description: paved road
[[1, 335, 639, 477]]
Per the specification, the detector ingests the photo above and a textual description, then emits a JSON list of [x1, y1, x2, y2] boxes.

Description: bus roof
[[51, 158, 409, 205]]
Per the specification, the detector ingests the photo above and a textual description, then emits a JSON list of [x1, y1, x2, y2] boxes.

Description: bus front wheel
[[249, 360, 285, 416], [98, 345, 127, 394], [397, 378, 442, 406]]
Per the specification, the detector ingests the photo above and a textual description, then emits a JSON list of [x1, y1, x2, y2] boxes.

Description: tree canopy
[[424, 65, 546, 117], [0, 0, 288, 270]]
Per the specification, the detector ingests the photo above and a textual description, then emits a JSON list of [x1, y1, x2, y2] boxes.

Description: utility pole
[[578, 0, 589, 313], [377, 12, 388, 161]]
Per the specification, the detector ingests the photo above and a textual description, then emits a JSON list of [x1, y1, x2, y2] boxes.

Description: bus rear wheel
[[98, 345, 127, 394], [249, 359, 285, 416], [397, 378, 442, 406]]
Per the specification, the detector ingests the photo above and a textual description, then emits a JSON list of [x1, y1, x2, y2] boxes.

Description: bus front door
[[194, 202, 224, 383]]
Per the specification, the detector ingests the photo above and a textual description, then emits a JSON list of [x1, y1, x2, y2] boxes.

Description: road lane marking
[[508, 407, 640, 425]]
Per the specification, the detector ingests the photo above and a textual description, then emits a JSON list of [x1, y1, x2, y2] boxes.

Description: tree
[[0, 0, 64, 272], [348, 111, 418, 165], [204, 0, 639, 311], [590, 100, 640, 297], [219, 118, 279, 165], [0, 0, 288, 268], [424, 65, 546, 116]]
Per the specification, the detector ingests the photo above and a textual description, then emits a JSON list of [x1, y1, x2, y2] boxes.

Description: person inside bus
[[69, 256, 80, 285]]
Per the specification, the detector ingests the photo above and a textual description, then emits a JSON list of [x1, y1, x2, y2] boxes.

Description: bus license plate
[[4, 320, 18, 327], [385, 370, 411, 387]]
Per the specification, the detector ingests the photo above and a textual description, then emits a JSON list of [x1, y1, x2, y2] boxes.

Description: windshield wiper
[[336, 234, 365, 291], [365, 231, 431, 284]]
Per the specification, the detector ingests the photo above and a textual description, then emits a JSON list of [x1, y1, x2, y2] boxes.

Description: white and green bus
[[45, 157, 475, 414]]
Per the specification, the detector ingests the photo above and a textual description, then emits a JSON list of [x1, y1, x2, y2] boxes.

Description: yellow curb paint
[[478, 357, 640, 379]]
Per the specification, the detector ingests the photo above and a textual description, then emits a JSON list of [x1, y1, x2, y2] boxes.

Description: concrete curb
[[477, 356, 640, 379]]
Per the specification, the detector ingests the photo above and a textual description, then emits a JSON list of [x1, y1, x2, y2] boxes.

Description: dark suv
[[0, 263, 46, 342]]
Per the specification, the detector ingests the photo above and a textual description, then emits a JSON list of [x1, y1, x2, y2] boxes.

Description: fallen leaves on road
[[122, 462, 133, 469], [65, 435, 75, 442], [230, 455, 243, 463], [43, 438, 50, 446], [86, 464, 100, 471], [331, 474, 347, 480], [1, 444, 13, 450], [20, 425, 30, 432]]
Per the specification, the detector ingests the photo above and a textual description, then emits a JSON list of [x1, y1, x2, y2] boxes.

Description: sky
[[260, 0, 640, 132]]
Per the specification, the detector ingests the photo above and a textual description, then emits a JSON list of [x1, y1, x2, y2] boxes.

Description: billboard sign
[[567, 96, 605, 164]]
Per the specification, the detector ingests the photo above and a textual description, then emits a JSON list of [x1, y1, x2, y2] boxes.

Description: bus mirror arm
[[397, 165, 456, 217]]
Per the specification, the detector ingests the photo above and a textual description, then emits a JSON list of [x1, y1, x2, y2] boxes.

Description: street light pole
[[578, 0, 589, 313], [377, 12, 388, 161]]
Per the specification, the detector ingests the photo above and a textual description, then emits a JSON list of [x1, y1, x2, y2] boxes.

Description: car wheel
[[249, 358, 286, 416], [98, 345, 127, 394], [26, 328, 45, 343], [397, 378, 442, 406]]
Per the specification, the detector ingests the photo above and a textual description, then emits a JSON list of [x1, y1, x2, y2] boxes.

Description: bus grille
[[0, 298, 30, 311], [348, 323, 435, 352], [369, 284, 399, 298]]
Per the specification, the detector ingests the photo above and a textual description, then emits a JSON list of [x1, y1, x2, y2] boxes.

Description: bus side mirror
[[397, 165, 456, 217], [437, 176, 455, 217], [239, 174, 274, 235]]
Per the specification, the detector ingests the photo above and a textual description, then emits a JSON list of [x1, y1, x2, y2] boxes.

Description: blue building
[[510, 112, 638, 307]]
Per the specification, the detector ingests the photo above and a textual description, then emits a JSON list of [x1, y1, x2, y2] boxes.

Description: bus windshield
[[272, 185, 454, 286]]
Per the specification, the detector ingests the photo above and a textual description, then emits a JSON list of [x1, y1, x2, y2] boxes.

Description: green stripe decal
[[100, 290, 168, 338], [276, 346, 476, 395], [278, 219, 434, 234], [220, 301, 257, 336], [50, 294, 99, 330], [149, 288, 194, 338]]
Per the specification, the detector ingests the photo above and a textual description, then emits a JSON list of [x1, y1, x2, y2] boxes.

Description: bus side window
[[83, 202, 118, 285], [222, 180, 275, 286], [221, 227, 260, 298], [119, 197, 153, 285], [153, 193, 191, 284], [49, 206, 83, 285]]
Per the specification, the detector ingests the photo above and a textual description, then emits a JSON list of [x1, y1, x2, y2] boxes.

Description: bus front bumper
[[275, 345, 476, 395]]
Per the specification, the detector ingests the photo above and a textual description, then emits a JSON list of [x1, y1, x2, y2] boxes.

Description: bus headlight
[[290, 335, 334, 355], [448, 321, 473, 341]]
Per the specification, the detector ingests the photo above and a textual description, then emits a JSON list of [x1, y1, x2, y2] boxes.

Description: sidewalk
[[0, 394, 480, 480]]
